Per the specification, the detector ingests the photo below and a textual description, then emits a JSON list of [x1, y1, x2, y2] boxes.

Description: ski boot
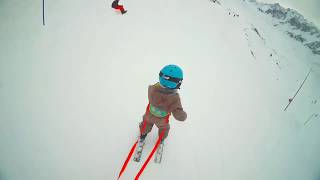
[[133, 134, 147, 162], [121, 10, 127, 14], [154, 139, 164, 163]]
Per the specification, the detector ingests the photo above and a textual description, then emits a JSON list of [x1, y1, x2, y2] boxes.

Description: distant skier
[[111, 0, 127, 14], [134, 65, 187, 162]]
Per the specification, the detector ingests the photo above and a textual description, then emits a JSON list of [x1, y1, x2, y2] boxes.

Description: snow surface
[[0, 0, 320, 180]]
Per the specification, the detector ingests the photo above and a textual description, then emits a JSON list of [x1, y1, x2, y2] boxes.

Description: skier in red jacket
[[111, 0, 127, 14]]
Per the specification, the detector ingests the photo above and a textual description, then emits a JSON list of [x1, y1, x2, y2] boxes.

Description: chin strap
[[176, 82, 182, 89]]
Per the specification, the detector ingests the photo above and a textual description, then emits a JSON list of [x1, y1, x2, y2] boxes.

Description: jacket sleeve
[[148, 85, 152, 102], [148, 84, 160, 106], [171, 95, 187, 121]]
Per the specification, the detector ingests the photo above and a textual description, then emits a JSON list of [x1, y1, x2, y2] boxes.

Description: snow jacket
[[148, 83, 187, 121]]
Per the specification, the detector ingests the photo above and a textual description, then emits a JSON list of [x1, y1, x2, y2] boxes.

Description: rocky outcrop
[[248, 0, 320, 55]]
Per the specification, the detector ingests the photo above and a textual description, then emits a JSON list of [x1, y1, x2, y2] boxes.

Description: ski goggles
[[159, 72, 183, 84]]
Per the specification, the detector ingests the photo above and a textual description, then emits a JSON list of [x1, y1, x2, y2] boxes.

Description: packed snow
[[0, 0, 319, 179]]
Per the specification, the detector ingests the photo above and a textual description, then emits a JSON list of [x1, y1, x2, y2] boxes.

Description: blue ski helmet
[[159, 64, 183, 89]]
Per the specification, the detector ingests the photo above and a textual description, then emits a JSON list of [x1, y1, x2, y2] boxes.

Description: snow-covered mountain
[[0, 0, 319, 180], [246, 0, 320, 55]]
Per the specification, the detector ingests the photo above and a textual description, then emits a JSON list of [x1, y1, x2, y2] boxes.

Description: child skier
[[111, 0, 127, 14], [134, 64, 187, 162]]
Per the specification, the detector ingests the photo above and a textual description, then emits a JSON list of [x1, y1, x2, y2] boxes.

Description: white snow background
[[0, 0, 320, 179]]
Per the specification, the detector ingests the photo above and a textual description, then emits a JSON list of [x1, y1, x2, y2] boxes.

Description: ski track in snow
[[0, 0, 320, 180]]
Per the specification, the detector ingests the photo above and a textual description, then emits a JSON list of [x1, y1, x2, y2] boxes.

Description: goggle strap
[[159, 71, 183, 83]]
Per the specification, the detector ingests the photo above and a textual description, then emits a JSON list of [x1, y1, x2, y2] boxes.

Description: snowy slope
[[0, 0, 320, 180]]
